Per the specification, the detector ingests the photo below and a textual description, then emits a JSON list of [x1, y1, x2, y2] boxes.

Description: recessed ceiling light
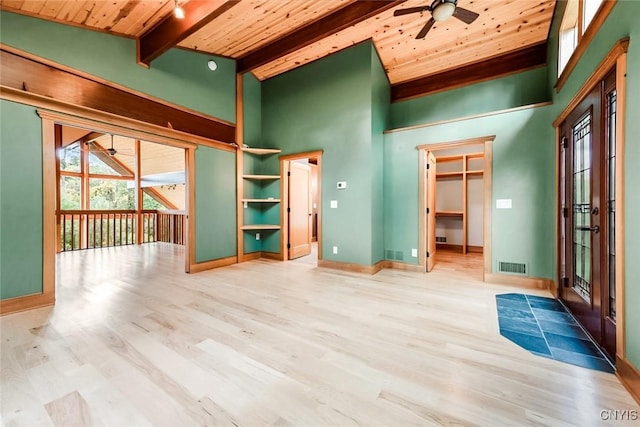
[[207, 60, 218, 71], [174, 0, 185, 19]]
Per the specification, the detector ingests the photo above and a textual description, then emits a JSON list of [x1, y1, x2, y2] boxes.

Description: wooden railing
[[58, 210, 185, 252], [157, 210, 186, 245]]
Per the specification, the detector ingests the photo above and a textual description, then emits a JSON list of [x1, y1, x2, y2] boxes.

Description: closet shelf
[[242, 174, 280, 180], [241, 224, 281, 230], [242, 198, 281, 203], [436, 211, 464, 218], [467, 170, 484, 176], [436, 171, 464, 178], [241, 147, 282, 155]]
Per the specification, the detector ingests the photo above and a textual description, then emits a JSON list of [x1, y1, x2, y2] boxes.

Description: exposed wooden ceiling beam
[[237, 0, 407, 74], [391, 42, 548, 103], [1, 49, 236, 143], [137, 0, 240, 67]]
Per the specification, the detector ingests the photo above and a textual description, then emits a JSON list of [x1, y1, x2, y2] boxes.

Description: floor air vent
[[497, 261, 527, 275]]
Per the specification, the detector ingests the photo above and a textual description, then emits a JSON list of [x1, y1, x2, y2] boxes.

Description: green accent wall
[[390, 67, 550, 129], [243, 74, 262, 148], [371, 48, 390, 264], [547, 0, 640, 371], [384, 105, 556, 277], [0, 100, 43, 299], [0, 11, 236, 123], [262, 42, 381, 265], [194, 147, 237, 263]]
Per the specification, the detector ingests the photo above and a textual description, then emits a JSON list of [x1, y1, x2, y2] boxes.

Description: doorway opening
[[56, 124, 187, 254], [418, 136, 494, 278], [39, 110, 196, 310], [280, 151, 323, 265]]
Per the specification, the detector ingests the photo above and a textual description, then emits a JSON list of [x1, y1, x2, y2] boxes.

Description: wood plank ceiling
[[1, 0, 556, 100]]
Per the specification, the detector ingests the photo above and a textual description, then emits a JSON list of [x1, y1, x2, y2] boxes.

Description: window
[[557, 0, 605, 77], [583, 0, 603, 30]]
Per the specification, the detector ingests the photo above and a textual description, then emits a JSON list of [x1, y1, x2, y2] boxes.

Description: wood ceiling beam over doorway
[[137, 0, 241, 67], [236, 0, 407, 74]]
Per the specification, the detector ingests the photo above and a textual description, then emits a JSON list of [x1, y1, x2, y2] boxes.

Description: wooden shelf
[[241, 224, 281, 230], [242, 174, 280, 180], [241, 147, 281, 155], [436, 154, 464, 162], [436, 211, 463, 218], [242, 198, 280, 203], [467, 170, 484, 176], [436, 171, 463, 178]]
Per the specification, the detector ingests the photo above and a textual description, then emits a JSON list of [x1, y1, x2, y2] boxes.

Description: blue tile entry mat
[[496, 293, 614, 373]]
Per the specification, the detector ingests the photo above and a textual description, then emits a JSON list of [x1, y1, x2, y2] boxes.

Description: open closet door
[[427, 151, 437, 272], [288, 161, 312, 259]]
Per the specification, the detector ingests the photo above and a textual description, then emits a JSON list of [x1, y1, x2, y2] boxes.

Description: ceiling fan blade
[[453, 7, 479, 24], [394, 6, 431, 16], [416, 18, 435, 39]]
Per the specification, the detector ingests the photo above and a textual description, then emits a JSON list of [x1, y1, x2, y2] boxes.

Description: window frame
[[556, 0, 617, 92]]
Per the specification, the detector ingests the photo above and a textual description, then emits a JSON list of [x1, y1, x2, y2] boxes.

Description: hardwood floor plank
[[1, 244, 638, 426], [44, 391, 94, 427]]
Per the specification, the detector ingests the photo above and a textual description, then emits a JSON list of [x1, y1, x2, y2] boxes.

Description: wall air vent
[[385, 249, 395, 260], [395, 250, 404, 261], [497, 261, 527, 276]]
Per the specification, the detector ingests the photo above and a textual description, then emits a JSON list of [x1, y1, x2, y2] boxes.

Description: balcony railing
[[58, 210, 185, 252]]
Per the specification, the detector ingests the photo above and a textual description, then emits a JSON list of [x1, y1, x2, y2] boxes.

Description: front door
[[559, 71, 617, 360], [288, 161, 312, 259]]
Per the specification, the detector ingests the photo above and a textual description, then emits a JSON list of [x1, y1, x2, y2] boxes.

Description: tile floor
[[496, 293, 614, 373]]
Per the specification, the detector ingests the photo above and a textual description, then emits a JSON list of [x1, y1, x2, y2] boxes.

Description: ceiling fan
[[85, 134, 134, 157], [394, 0, 480, 39]]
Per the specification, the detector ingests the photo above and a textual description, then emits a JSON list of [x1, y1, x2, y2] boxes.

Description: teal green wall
[[390, 67, 550, 129], [371, 48, 390, 264], [547, 0, 640, 372], [194, 147, 237, 263], [0, 100, 43, 299], [386, 59, 556, 273], [0, 11, 236, 123], [262, 42, 378, 265], [243, 74, 262, 147], [384, 105, 556, 277]]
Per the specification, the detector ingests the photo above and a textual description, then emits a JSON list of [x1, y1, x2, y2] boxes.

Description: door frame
[[279, 150, 323, 262], [553, 38, 628, 360], [417, 136, 495, 277]]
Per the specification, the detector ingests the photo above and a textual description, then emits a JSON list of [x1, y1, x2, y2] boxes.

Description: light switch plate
[[332, 246, 338, 254], [496, 199, 512, 209], [330, 200, 338, 208], [411, 248, 417, 257]]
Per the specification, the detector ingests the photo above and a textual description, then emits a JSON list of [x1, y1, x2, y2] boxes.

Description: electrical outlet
[[411, 248, 417, 257], [330, 200, 338, 208], [332, 246, 338, 254], [256, 233, 260, 240], [243, 201, 248, 208]]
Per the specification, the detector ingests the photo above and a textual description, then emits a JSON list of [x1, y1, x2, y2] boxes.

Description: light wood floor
[[1, 244, 638, 426]]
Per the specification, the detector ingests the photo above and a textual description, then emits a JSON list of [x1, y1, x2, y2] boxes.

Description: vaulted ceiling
[[1, 0, 556, 100]]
